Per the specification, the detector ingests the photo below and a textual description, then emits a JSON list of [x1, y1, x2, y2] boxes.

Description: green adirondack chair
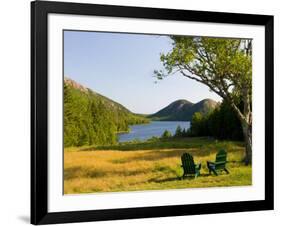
[[181, 153, 201, 179], [207, 149, 229, 176]]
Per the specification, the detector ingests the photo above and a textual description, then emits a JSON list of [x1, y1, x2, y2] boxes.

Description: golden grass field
[[64, 137, 252, 194]]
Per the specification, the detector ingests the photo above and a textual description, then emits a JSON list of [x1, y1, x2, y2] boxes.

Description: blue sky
[[64, 30, 221, 114]]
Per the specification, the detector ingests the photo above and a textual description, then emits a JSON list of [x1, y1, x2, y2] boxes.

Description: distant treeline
[[64, 83, 148, 147], [189, 100, 243, 140], [163, 100, 243, 141]]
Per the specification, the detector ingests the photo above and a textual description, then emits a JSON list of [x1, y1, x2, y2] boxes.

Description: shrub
[[161, 130, 172, 139]]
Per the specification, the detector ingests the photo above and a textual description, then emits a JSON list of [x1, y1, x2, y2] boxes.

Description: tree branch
[[179, 68, 225, 98]]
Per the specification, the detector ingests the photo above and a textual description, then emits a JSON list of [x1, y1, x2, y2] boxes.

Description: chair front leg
[[212, 168, 218, 176], [224, 168, 229, 174], [207, 161, 215, 175]]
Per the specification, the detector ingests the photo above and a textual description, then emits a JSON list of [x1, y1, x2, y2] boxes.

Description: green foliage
[[147, 136, 160, 142], [64, 82, 149, 147], [189, 100, 243, 140], [181, 128, 187, 137], [161, 130, 172, 139], [208, 100, 243, 140], [156, 37, 252, 101], [190, 112, 210, 136], [174, 125, 183, 137]]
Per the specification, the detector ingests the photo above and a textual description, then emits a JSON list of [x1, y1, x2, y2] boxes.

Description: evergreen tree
[[174, 125, 182, 137]]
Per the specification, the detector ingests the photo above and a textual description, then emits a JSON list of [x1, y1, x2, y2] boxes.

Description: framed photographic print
[[31, 0, 274, 224]]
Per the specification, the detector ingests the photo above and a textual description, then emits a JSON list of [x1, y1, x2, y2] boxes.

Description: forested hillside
[[189, 99, 244, 141], [64, 78, 149, 147]]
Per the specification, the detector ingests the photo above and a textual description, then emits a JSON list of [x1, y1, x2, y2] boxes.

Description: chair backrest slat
[[181, 153, 195, 174], [215, 149, 227, 169]]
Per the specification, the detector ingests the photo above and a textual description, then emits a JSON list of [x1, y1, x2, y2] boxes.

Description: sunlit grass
[[64, 137, 252, 194]]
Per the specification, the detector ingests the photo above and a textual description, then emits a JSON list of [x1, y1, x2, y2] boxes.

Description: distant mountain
[[148, 98, 218, 121], [64, 77, 148, 147]]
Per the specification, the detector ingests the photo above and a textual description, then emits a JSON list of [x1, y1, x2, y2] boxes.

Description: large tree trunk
[[241, 120, 252, 165], [228, 91, 252, 165], [241, 89, 252, 165]]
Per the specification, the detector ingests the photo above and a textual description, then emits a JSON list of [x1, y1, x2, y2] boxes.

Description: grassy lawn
[[64, 137, 252, 194]]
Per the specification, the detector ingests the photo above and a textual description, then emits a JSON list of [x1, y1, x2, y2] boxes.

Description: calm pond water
[[118, 121, 190, 142]]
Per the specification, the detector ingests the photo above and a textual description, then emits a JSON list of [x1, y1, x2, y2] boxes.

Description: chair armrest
[[207, 161, 216, 167], [207, 161, 215, 169], [215, 161, 226, 165]]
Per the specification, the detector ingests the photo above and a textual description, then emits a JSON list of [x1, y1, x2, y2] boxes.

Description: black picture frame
[[31, 0, 274, 224]]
